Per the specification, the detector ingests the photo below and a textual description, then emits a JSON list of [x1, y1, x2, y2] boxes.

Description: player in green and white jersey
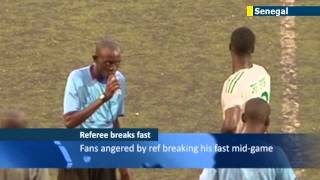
[[221, 27, 271, 133]]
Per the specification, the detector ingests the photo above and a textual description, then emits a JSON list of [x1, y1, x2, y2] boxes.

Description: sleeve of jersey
[[267, 74, 271, 103], [63, 72, 81, 114], [199, 168, 218, 180], [275, 147, 296, 180], [222, 79, 243, 112]]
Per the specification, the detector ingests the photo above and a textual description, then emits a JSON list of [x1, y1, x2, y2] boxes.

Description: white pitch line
[[280, 0, 300, 133], [280, 0, 304, 177]]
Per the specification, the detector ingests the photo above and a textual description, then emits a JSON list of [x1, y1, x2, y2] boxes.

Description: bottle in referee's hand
[[103, 74, 120, 102]]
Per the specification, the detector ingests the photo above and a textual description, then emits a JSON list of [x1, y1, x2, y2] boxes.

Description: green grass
[[0, 0, 319, 179]]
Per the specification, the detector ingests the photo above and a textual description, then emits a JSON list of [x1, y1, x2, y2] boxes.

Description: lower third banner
[[0, 134, 318, 168]]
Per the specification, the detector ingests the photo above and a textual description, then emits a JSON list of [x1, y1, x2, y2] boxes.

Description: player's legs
[[88, 168, 116, 180], [57, 169, 89, 180]]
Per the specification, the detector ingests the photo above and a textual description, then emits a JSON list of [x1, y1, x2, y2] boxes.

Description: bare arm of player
[[221, 106, 242, 133], [63, 75, 120, 128]]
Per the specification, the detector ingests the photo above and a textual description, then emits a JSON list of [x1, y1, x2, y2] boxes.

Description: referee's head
[[92, 37, 122, 77]]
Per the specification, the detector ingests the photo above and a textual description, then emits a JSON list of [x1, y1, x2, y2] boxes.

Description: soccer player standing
[[221, 27, 271, 133], [59, 38, 130, 180]]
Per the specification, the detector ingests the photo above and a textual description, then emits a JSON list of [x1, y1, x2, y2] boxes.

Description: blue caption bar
[[247, 6, 320, 16], [0, 128, 158, 141], [0, 134, 319, 168]]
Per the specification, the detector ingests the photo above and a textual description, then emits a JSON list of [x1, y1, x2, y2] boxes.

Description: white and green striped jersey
[[221, 64, 271, 131]]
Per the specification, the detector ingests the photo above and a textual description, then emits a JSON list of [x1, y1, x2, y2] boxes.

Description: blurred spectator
[[0, 109, 49, 180]]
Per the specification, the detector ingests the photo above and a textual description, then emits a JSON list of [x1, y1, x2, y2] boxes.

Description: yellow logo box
[[247, 6, 254, 16]]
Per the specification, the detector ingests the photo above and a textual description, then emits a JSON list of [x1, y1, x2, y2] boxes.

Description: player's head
[[93, 37, 122, 77], [229, 27, 255, 57], [241, 98, 270, 133], [0, 110, 27, 128]]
